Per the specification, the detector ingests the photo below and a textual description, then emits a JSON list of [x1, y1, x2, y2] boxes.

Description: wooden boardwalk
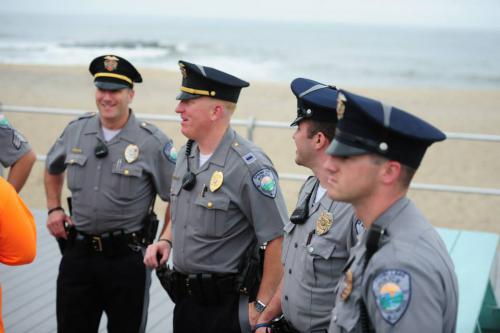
[[0, 209, 174, 333]]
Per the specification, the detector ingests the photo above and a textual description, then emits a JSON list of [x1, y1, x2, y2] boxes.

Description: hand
[[143, 240, 171, 268], [46, 210, 72, 239], [248, 302, 261, 329], [255, 326, 272, 333]]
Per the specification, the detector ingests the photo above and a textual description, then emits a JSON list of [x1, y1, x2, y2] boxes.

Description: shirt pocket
[[111, 163, 144, 200], [64, 153, 88, 191], [193, 192, 231, 237], [309, 235, 348, 289]]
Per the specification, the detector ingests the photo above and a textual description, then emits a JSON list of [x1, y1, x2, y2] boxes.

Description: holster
[[269, 316, 300, 333], [141, 210, 159, 246]]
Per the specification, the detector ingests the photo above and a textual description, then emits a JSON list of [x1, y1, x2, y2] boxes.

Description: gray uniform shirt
[[171, 128, 288, 274], [329, 197, 458, 333], [46, 111, 176, 234], [281, 176, 361, 332], [0, 120, 31, 174]]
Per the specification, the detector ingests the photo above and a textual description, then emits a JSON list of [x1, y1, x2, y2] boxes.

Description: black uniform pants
[[173, 292, 241, 333], [56, 241, 151, 333]]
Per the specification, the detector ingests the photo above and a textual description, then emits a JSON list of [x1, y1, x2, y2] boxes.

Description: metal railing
[[3, 104, 500, 197]]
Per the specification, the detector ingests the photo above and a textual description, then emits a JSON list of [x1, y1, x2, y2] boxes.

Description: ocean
[[1, 12, 499, 88]]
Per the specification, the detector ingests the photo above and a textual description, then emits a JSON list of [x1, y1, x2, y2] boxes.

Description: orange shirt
[[0, 178, 37, 332]]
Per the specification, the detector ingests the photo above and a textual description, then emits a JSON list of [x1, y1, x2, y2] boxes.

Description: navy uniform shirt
[[0, 116, 31, 175], [281, 176, 362, 332], [46, 111, 176, 234], [329, 197, 458, 333], [171, 128, 288, 274]]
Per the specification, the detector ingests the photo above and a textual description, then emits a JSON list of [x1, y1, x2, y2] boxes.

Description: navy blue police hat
[[89, 55, 142, 90], [176, 60, 250, 103], [326, 90, 446, 169], [290, 78, 338, 126]]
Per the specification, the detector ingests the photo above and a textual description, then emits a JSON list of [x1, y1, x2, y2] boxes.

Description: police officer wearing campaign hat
[[324, 90, 458, 332], [0, 113, 36, 192], [144, 60, 288, 333], [45, 54, 177, 333], [254, 78, 363, 333]]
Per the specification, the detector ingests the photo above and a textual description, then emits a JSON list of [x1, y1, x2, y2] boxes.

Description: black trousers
[[173, 292, 242, 333], [56, 241, 151, 333]]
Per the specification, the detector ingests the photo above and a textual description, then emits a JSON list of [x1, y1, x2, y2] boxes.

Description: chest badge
[[210, 171, 224, 192], [341, 269, 353, 301], [124, 144, 139, 163], [315, 211, 333, 235]]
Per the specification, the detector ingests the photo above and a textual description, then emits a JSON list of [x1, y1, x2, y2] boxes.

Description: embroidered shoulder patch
[[355, 219, 365, 235], [163, 141, 177, 163], [252, 168, 277, 198], [0, 114, 11, 128], [12, 130, 27, 150], [242, 152, 257, 165], [372, 269, 411, 325]]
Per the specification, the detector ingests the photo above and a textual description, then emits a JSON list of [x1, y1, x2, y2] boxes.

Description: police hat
[[176, 60, 249, 103], [290, 78, 338, 126], [89, 55, 142, 90], [326, 90, 446, 169]]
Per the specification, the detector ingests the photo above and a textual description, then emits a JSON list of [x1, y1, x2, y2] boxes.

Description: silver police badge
[[104, 55, 119, 71], [124, 144, 139, 163], [315, 211, 333, 235]]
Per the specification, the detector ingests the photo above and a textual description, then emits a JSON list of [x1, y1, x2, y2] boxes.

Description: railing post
[[247, 116, 256, 141]]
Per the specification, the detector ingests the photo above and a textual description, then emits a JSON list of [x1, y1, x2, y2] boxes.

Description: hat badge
[[104, 55, 119, 72], [179, 63, 188, 79], [337, 93, 347, 120]]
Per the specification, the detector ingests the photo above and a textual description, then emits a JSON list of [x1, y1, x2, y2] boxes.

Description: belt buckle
[[91, 236, 103, 252]]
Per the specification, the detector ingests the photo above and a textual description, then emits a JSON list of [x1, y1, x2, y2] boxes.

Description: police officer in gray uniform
[[324, 90, 458, 333], [44, 55, 176, 333], [0, 113, 36, 192], [144, 60, 288, 333], [255, 78, 363, 333]]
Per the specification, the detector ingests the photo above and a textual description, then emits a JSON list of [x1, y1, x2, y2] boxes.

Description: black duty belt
[[156, 266, 240, 305], [70, 229, 143, 253]]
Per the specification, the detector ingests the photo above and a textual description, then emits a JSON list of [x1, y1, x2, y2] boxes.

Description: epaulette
[[68, 112, 96, 125], [139, 121, 158, 134], [230, 140, 263, 174]]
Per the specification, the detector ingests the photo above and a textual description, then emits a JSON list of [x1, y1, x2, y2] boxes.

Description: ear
[[211, 104, 224, 121], [380, 160, 402, 185], [315, 132, 328, 150], [128, 89, 135, 103]]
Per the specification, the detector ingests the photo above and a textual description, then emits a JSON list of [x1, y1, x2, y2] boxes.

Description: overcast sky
[[3, 0, 500, 30]]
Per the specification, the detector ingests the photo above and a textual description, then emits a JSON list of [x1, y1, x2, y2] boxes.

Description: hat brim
[[290, 116, 304, 127], [326, 139, 370, 157], [176, 91, 202, 101], [94, 81, 129, 91]]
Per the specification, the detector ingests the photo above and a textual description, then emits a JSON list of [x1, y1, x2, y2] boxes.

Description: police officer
[[0, 113, 36, 192], [143, 60, 288, 333], [324, 90, 458, 332], [254, 78, 363, 333], [44, 55, 176, 333]]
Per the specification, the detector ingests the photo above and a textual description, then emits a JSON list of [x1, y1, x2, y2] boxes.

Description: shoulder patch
[[355, 218, 365, 235], [12, 129, 27, 150], [163, 141, 177, 163], [372, 269, 411, 325], [0, 113, 11, 128], [252, 168, 277, 198], [242, 152, 257, 165]]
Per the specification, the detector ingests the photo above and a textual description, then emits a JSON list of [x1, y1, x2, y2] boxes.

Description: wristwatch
[[254, 300, 267, 313]]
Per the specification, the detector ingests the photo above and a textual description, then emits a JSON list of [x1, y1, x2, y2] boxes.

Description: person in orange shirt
[[0, 177, 37, 332]]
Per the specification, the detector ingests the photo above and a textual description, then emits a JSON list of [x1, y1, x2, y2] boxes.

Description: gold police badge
[[337, 92, 347, 120], [341, 270, 353, 301], [315, 211, 333, 235], [209, 171, 224, 192], [104, 55, 119, 71], [124, 144, 139, 163]]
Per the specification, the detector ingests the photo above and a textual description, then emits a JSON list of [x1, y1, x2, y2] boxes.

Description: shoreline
[[1, 63, 499, 234]]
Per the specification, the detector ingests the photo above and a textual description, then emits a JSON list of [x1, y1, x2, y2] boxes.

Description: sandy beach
[[1, 63, 499, 234]]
